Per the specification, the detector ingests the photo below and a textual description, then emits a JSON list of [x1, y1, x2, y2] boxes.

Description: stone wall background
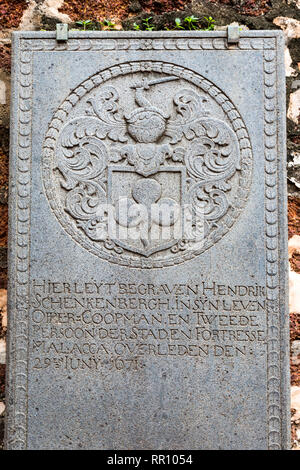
[[0, 0, 299, 449]]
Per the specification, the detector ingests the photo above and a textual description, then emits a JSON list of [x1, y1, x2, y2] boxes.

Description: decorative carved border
[[5, 33, 285, 449], [5, 48, 32, 449], [20, 37, 275, 52], [263, 43, 281, 450]]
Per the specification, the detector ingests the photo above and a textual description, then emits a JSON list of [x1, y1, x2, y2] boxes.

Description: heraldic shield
[[108, 166, 186, 257]]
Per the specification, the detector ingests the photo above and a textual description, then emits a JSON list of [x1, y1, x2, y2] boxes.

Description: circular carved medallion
[[43, 61, 252, 268]]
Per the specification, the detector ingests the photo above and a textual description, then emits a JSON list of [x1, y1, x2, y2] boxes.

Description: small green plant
[[101, 19, 116, 30], [184, 15, 200, 30], [168, 15, 216, 31], [132, 14, 216, 32], [142, 17, 155, 31], [76, 19, 93, 31], [133, 17, 155, 31], [174, 18, 184, 30], [203, 16, 215, 30]]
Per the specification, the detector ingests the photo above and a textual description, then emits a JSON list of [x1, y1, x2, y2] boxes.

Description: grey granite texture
[[5, 31, 289, 450]]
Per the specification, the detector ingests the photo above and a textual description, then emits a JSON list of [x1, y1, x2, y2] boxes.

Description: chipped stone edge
[[266, 31, 290, 450], [4, 30, 290, 450], [277, 31, 291, 450]]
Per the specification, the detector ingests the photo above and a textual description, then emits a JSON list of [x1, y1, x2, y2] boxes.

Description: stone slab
[[5, 31, 289, 450]]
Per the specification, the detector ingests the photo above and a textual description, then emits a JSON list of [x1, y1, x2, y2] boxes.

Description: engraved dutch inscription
[[6, 31, 289, 450]]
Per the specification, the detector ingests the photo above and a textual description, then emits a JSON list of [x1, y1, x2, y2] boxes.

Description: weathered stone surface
[[291, 385, 300, 449], [18, 0, 72, 32], [273, 17, 300, 41], [0, 339, 5, 365], [289, 269, 300, 314], [273, 17, 300, 77], [289, 235, 300, 314], [0, 289, 7, 331], [284, 46, 298, 76], [288, 88, 300, 124], [5, 31, 289, 450]]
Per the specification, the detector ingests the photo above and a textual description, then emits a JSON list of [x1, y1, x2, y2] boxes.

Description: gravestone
[[5, 30, 290, 450]]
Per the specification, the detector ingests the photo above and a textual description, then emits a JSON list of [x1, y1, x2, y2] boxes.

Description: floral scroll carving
[[43, 61, 252, 268]]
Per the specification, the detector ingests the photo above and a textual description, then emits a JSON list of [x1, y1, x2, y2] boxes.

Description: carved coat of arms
[[43, 61, 252, 268]]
